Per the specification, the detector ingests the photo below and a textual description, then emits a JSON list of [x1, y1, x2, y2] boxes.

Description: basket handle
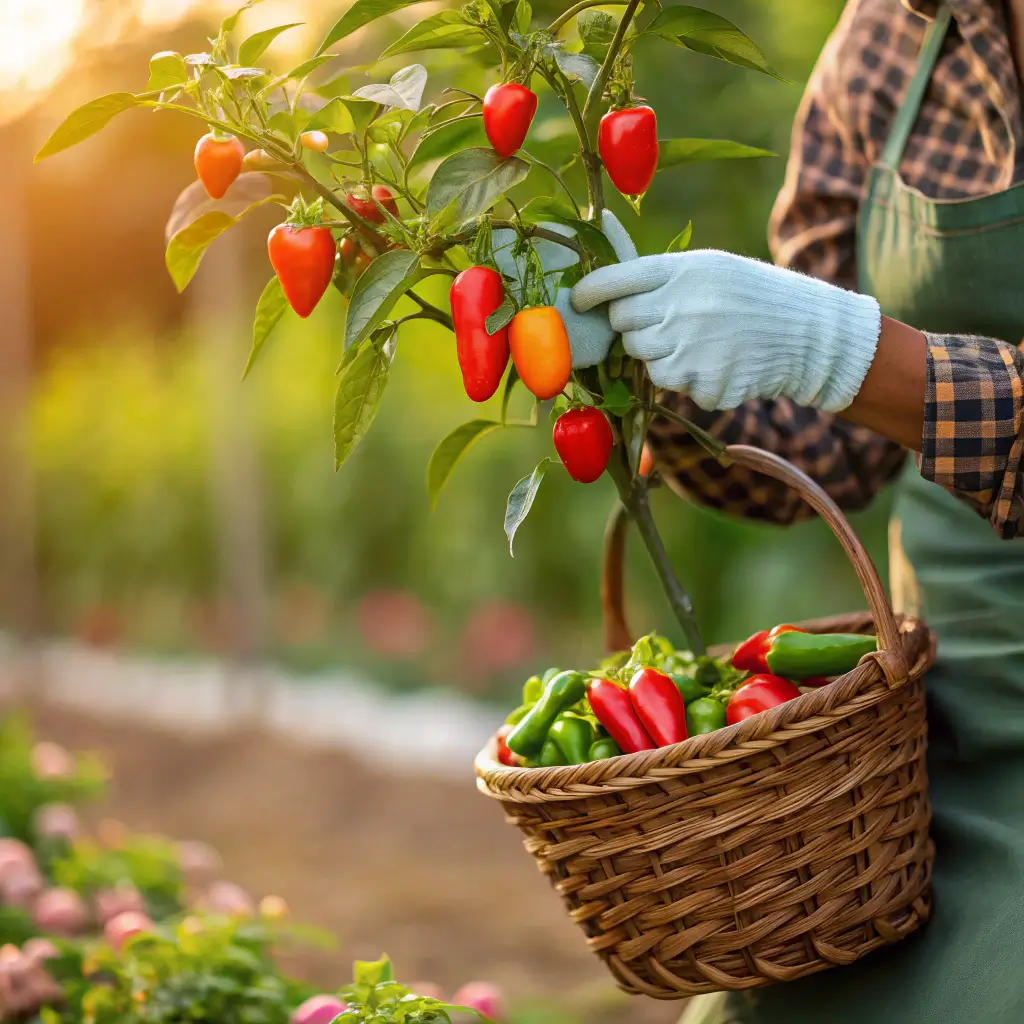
[[602, 443, 908, 686]]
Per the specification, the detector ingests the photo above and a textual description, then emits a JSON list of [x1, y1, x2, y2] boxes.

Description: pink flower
[[290, 994, 347, 1024], [356, 589, 433, 659], [31, 742, 75, 781], [21, 939, 59, 964], [104, 910, 153, 952], [460, 601, 535, 678], [33, 803, 80, 840], [451, 982, 505, 1021], [93, 882, 145, 926], [33, 888, 88, 937], [203, 881, 255, 918], [175, 840, 222, 885]]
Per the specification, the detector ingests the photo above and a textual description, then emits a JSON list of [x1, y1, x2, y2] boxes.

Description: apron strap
[[879, 3, 954, 171]]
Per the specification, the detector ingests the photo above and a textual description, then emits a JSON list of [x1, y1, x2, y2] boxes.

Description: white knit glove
[[571, 249, 882, 412]]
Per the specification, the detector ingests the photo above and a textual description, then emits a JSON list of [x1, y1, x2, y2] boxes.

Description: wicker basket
[[475, 445, 935, 1000]]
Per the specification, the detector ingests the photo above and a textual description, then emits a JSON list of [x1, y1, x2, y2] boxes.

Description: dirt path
[[30, 705, 683, 1024]]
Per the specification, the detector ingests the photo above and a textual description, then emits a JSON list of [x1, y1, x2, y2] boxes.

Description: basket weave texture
[[475, 446, 936, 999]]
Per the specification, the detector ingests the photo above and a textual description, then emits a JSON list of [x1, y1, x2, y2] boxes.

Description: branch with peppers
[[37, 0, 784, 658], [495, 624, 880, 768]]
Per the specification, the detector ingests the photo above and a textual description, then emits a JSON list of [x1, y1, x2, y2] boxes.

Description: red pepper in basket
[[586, 680, 655, 754], [732, 624, 802, 673], [628, 669, 688, 747], [495, 725, 521, 766], [725, 674, 802, 725]]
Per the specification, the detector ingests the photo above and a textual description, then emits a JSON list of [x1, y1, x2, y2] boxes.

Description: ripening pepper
[[588, 737, 622, 760], [586, 679, 655, 754], [764, 630, 877, 680], [598, 106, 659, 196], [450, 266, 510, 402], [482, 83, 538, 158], [509, 307, 572, 401], [628, 668, 688, 746], [506, 671, 588, 757], [549, 714, 595, 764]]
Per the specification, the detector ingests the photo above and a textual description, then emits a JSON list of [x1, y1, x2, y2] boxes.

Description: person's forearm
[[842, 316, 926, 451]]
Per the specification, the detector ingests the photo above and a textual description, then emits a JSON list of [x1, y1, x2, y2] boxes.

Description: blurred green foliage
[[23, 0, 900, 703]]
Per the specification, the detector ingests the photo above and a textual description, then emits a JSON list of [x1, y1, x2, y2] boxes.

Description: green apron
[[684, 6, 1024, 1022]]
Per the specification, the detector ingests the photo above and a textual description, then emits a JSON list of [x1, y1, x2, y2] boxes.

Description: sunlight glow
[[0, 0, 89, 95]]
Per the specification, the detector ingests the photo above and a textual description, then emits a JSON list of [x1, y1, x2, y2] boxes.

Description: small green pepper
[[671, 673, 711, 704], [522, 675, 543, 704], [529, 737, 566, 767], [686, 697, 727, 735], [549, 714, 595, 764], [506, 671, 588, 757], [505, 703, 531, 726], [764, 632, 877, 679], [588, 737, 622, 760]]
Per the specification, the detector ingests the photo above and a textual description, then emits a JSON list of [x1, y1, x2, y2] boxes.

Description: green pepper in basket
[[549, 714, 595, 764], [529, 737, 566, 767], [764, 631, 877, 679], [506, 671, 588, 758], [588, 737, 622, 760], [686, 697, 727, 735], [505, 703, 531, 726], [522, 675, 544, 704], [671, 673, 711, 704]]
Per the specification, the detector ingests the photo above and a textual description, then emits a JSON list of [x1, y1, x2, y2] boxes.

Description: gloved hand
[[492, 210, 637, 369], [571, 249, 881, 412]]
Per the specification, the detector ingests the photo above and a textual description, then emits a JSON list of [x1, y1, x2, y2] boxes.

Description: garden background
[[0, 1, 889, 1019]]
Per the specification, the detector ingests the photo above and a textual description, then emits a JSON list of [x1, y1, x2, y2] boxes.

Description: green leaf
[[146, 51, 188, 91], [427, 420, 503, 509], [221, 0, 267, 36], [284, 54, 338, 79], [426, 149, 530, 230], [353, 63, 427, 111], [600, 378, 633, 417], [306, 97, 356, 134], [408, 116, 488, 181], [578, 10, 616, 59], [334, 339, 395, 470], [485, 295, 516, 335], [514, 0, 532, 33], [379, 11, 482, 59], [185, 52, 217, 66], [658, 137, 774, 169], [666, 221, 693, 252], [164, 196, 278, 292], [318, 0, 434, 54], [344, 249, 424, 349], [238, 22, 302, 66], [553, 49, 599, 88], [35, 93, 139, 161], [352, 956, 394, 988], [505, 459, 551, 556], [217, 65, 269, 80], [647, 7, 784, 79], [521, 198, 618, 266], [243, 276, 289, 378]]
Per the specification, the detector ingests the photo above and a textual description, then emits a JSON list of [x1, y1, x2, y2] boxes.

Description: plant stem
[[606, 448, 705, 655], [521, 150, 581, 214], [548, 0, 630, 35], [408, 290, 454, 329]]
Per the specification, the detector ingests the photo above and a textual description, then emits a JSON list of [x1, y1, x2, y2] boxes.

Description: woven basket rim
[[475, 611, 935, 804]]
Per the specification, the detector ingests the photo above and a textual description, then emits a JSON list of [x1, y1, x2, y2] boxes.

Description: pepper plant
[[36, 0, 782, 656]]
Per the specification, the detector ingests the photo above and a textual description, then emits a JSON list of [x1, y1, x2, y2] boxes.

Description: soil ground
[[29, 704, 685, 1024]]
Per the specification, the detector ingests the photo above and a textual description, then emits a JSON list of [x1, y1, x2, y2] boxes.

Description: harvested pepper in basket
[[587, 679, 656, 754], [686, 696, 727, 735], [725, 674, 801, 725], [506, 671, 587, 758], [732, 624, 876, 680], [549, 714, 595, 764], [588, 736, 622, 760], [628, 669, 688, 746]]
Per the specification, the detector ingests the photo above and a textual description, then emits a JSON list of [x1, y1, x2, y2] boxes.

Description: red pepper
[[598, 106, 659, 196], [628, 668, 688, 746], [482, 83, 538, 158], [586, 679, 655, 754], [495, 725, 520, 766], [552, 407, 614, 483], [731, 624, 803, 673], [725, 674, 801, 726], [450, 266, 511, 402]]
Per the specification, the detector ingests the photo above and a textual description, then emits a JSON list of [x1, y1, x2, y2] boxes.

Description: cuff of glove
[[801, 290, 882, 414]]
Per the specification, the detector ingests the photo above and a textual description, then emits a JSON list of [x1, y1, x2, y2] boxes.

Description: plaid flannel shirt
[[649, 0, 1024, 538]]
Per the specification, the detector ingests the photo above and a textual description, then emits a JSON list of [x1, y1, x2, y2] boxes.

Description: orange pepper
[[509, 306, 572, 401]]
